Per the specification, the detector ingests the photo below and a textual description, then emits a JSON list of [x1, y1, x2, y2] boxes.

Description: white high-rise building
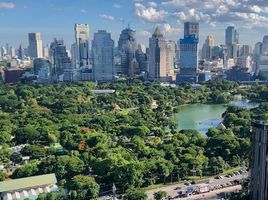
[[28, 32, 43, 58], [92, 30, 115, 81], [74, 24, 90, 68]]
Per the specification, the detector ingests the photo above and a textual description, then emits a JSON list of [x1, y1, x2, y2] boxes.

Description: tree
[[154, 191, 167, 200], [67, 175, 100, 200], [124, 189, 147, 200], [12, 162, 39, 178], [37, 191, 65, 200], [0, 171, 7, 181]]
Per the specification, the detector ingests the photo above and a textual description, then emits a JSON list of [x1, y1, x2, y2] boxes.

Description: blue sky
[[1, 0, 268, 49]]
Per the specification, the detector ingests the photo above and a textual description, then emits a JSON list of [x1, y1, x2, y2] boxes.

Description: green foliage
[[37, 191, 65, 200], [67, 175, 100, 200], [154, 191, 167, 200], [0, 80, 265, 197], [124, 189, 147, 200]]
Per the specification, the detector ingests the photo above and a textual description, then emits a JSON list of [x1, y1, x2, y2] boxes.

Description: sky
[[1, 0, 268, 49]]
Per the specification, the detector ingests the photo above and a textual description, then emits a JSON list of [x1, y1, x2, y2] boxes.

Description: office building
[[262, 35, 268, 55], [28, 33, 43, 58], [250, 120, 268, 200], [240, 45, 252, 57], [114, 49, 128, 75], [18, 44, 24, 60], [74, 24, 90, 68], [118, 27, 139, 75], [148, 27, 175, 81], [49, 38, 72, 77], [177, 22, 199, 83], [254, 42, 263, 73], [201, 35, 215, 60], [92, 30, 115, 81], [225, 26, 239, 59], [33, 58, 51, 82], [184, 22, 199, 36], [43, 46, 49, 59], [135, 44, 148, 73]]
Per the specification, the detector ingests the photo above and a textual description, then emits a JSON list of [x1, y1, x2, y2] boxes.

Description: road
[[146, 173, 247, 200]]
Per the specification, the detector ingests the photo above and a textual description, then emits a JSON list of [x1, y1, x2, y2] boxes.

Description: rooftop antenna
[[122, 20, 125, 29]]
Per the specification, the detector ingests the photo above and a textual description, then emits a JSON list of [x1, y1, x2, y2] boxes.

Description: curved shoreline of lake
[[173, 100, 259, 135]]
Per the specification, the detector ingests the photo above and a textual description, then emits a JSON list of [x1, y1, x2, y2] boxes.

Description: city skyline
[[1, 0, 268, 48]]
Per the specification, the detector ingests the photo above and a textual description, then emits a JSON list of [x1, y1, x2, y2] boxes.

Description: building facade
[[148, 27, 174, 81], [49, 38, 72, 78], [225, 26, 239, 60], [92, 30, 115, 81], [28, 33, 43, 58], [201, 35, 215, 60], [74, 24, 90, 68], [177, 22, 199, 83], [250, 120, 268, 200]]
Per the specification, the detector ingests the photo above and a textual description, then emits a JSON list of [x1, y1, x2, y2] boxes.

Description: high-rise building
[[18, 44, 25, 60], [262, 35, 268, 55], [148, 27, 175, 81], [33, 58, 51, 82], [254, 42, 263, 73], [43, 46, 49, 59], [201, 35, 215, 60], [250, 120, 268, 200], [28, 33, 43, 58], [225, 26, 239, 59], [177, 22, 199, 83], [240, 45, 252, 57], [74, 24, 90, 68], [92, 30, 115, 81], [49, 38, 71, 77], [10, 47, 16, 58], [184, 22, 199, 37], [135, 44, 148, 73], [118, 27, 139, 75]]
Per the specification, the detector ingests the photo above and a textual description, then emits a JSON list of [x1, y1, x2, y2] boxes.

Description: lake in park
[[173, 99, 259, 134]]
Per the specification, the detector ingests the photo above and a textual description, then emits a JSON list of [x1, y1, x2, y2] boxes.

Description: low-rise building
[[0, 174, 58, 200]]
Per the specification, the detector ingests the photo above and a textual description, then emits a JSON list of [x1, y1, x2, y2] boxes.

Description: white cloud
[[134, 0, 268, 28], [100, 14, 115, 21], [135, 3, 168, 22], [0, 2, 15, 9]]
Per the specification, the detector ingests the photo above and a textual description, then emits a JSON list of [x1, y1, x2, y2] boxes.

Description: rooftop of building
[[0, 173, 57, 193]]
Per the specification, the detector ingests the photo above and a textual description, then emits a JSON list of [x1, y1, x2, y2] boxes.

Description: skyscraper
[[201, 35, 215, 60], [49, 38, 71, 77], [118, 27, 139, 75], [74, 24, 90, 68], [148, 27, 175, 81], [18, 44, 25, 60], [262, 35, 268, 55], [184, 22, 199, 37], [92, 30, 115, 81], [225, 26, 239, 59], [177, 22, 199, 83], [28, 33, 43, 58], [250, 120, 268, 200]]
